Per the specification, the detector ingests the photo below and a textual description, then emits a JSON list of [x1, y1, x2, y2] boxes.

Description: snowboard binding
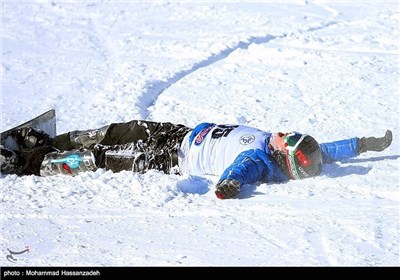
[[12, 127, 52, 150]]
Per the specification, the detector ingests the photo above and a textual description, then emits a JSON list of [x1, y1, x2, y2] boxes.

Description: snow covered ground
[[1, 0, 399, 266]]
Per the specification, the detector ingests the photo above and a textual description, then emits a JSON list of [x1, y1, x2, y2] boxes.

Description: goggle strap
[[286, 150, 301, 179]]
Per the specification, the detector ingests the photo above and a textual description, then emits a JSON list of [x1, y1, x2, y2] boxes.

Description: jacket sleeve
[[219, 149, 288, 185], [319, 137, 359, 163]]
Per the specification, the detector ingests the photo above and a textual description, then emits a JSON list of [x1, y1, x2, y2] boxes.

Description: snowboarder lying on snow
[[0, 120, 393, 199]]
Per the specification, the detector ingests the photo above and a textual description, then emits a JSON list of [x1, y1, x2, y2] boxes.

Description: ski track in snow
[[139, 18, 340, 119], [138, 34, 276, 119]]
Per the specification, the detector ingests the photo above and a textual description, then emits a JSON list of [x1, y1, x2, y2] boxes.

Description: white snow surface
[[1, 0, 399, 267]]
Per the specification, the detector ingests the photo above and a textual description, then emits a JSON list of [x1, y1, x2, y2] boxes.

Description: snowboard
[[1, 109, 56, 151]]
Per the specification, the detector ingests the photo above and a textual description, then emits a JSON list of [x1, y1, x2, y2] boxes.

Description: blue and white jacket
[[178, 123, 359, 186]]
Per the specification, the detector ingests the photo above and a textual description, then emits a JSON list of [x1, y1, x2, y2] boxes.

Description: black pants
[[55, 120, 192, 174]]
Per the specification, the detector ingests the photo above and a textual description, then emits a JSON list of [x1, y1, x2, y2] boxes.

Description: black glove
[[215, 179, 240, 199], [358, 130, 392, 154]]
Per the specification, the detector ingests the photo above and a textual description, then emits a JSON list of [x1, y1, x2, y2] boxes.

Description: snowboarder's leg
[[52, 125, 110, 150], [91, 141, 165, 174], [100, 120, 189, 145], [2, 121, 192, 176], [100, 120, 160, 145], [53, 119, 191, 150], [40, 149, 97, 176], [98, 141, 177, 174], [94, 124, 192, 174], [52, 120, 182, 150]]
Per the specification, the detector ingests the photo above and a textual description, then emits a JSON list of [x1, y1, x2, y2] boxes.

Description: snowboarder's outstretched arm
[[214, 149, 288, 199], [320, 130, 392, 163]]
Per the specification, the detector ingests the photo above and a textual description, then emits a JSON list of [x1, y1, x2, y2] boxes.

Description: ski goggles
[[284, 132, 307, 179], [284, 132, 305, 151]]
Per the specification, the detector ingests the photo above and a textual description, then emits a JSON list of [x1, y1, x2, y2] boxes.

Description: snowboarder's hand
[[215, 179, 240, 199], [358, 130, 392, 154]]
